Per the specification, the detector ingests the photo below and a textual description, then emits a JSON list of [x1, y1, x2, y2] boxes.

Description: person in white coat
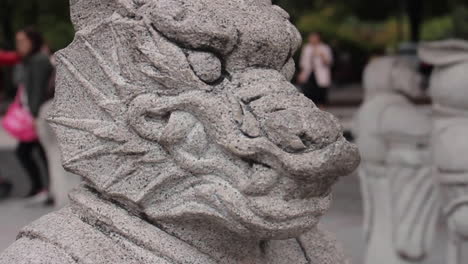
[[298, 32, 333, 107]]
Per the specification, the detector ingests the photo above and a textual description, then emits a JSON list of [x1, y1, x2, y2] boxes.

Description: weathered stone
[[186, 51, 222, 83], [419, 39, 468, 264], [0, 0, 359, 263], [355, 56, 439, 264]]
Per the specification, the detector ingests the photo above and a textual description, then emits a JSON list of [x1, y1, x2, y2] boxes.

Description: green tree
[[275, 0, 460, 42], [272, 0, 315, 22], [0, 0, 16, 49], [0, 0, 74, 51], [453, 5, 468, 39]]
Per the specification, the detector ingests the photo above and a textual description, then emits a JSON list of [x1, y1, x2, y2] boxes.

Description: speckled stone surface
[[0, 0, 359, 263]]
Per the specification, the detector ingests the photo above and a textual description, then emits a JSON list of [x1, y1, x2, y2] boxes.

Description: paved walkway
[[0, 128, 31, 197]]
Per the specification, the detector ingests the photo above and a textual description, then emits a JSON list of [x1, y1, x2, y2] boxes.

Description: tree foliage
[[274, 0, 467, 42], [0, 0, 74, 51], [453, 5, 468, 39]]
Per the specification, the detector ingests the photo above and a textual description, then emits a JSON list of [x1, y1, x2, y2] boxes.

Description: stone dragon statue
[[0, 0, 359, 263]]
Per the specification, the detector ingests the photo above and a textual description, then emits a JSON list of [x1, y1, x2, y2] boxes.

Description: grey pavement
[[0, 91, 449, 263], [322, 173, 447, 264], [0, 128, 31, 197]]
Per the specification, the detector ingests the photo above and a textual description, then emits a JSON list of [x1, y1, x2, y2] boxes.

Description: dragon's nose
[[231, 69, 343, 153], [262, 107, 342, 153]]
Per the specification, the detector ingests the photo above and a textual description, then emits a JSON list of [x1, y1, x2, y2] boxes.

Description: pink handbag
[[2, 86, 38, 142]]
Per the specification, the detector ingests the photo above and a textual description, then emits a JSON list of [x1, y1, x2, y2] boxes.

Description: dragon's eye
[[187, 51, 223, 84]]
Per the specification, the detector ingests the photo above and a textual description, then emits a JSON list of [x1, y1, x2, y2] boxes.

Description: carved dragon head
[[50, 0, 359, 240]]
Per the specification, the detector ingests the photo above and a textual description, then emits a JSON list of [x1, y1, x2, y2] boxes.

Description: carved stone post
[[355, 56, 439, 264], [0, 1, 359, 263], [420, 40, 468, 264]]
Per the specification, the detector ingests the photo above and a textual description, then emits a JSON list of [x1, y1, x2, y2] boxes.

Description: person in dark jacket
[[0, 50, 20, 198], [14, 27, 53, 203]]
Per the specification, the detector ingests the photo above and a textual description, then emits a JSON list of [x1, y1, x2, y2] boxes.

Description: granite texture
[[420, 40, 468, 264], [0, 0, 359, 263], [355, 56, 439, 264]]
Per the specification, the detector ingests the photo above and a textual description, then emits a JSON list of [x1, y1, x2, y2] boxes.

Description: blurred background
[[1, 0, 468, 91], [1, 1, 468, 263], [1, 0, 468, 101]]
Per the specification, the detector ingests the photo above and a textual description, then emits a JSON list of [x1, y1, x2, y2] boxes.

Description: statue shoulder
[[0, 237, 76, 264], [2, 205, 177, 264], [0, 208, 82, 264], [265, 239, 309, 264]]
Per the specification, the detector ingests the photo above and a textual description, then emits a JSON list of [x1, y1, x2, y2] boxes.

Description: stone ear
[[419, 39, 468, 66], [69, 0, 134, 31]]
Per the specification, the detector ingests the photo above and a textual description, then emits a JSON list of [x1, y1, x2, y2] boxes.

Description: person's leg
[[322, 87, 329, 106], [33, 141, 53, 205], [301, 76, 313, 100], [16, 142, 44, 196], [313, 87, 326, 108], [35, 141, 50, 189], [303, 73, 319, 102]]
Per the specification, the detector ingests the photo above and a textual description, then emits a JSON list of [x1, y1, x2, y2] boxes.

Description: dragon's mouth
[[140, 135, 358, 240], [247, 192, 331, 224], [235, 136, 358, 238], [230, 135, 359, 184], [143, 173, 329, 240], [237, 177, 334, 240]]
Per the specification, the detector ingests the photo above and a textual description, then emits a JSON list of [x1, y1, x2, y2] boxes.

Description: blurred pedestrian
[[12, 27, 53, 204], [0, 49, 20, 198], [298, 32, 333, 107]]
